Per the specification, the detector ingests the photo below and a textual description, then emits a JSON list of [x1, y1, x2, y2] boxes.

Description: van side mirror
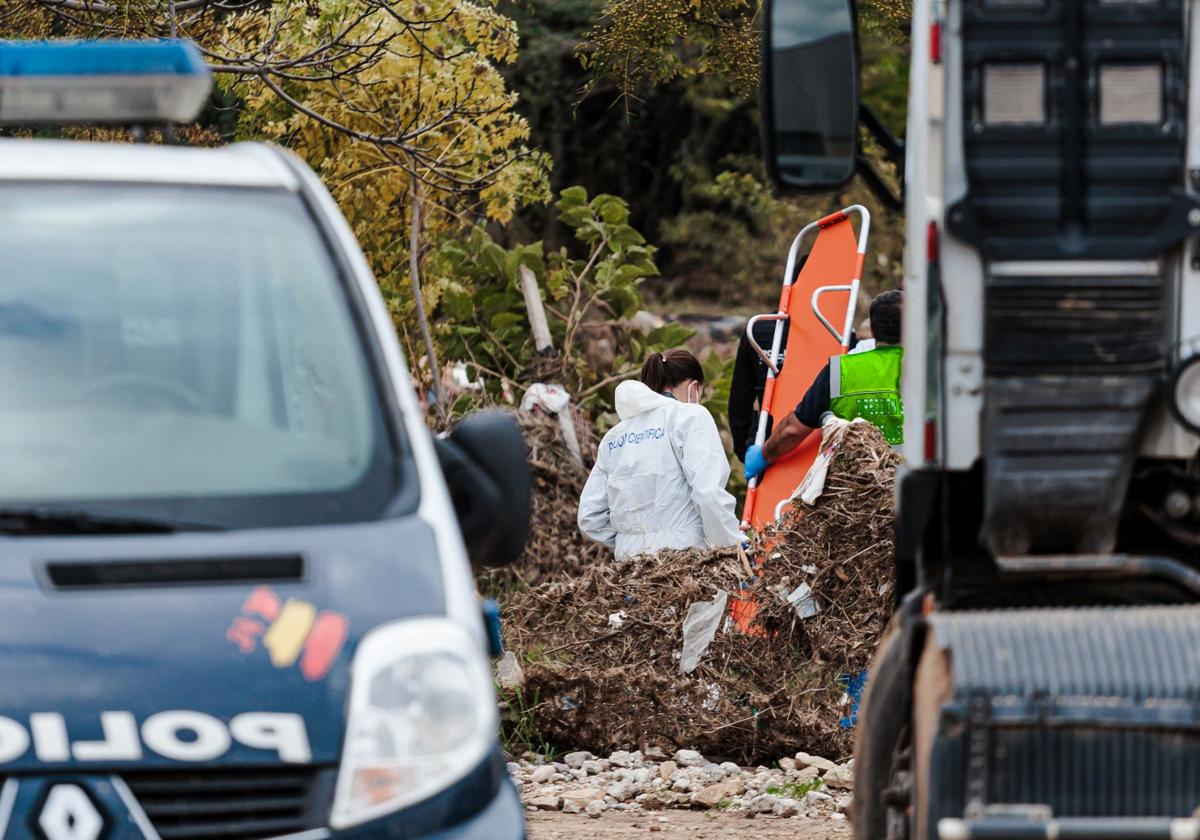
[[762, 0, 859, 192], [435, 411, 531, 569]]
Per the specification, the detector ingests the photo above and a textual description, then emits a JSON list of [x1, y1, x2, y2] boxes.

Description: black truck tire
[[852, 619, 913, 840]]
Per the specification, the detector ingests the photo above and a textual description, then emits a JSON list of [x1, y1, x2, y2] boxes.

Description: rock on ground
[[561, 788, 606, 808], [564, 751, 594, 769], [822, 763, 855, 790], [691, 779, 744, 808], [795, 752, 836, 772], [530, 765, 557, 784]]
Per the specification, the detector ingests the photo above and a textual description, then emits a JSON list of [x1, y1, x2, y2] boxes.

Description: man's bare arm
[[762, 413, 816, 463]]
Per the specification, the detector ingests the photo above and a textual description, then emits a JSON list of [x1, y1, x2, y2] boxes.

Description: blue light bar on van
[[0, 40, 211, 125]]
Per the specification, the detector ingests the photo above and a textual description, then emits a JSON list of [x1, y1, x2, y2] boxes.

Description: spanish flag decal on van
[[227, 586, 348, 680]]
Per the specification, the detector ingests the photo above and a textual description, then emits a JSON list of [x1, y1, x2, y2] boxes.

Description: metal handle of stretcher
[[745, 313, 788, 375], [747, 278, 859, 371], [811, 279, 860, 348]]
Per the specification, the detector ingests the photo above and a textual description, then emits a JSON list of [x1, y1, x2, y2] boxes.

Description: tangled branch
[[15, 0, 534, 198]]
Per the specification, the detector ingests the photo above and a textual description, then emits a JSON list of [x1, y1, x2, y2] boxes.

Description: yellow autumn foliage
[[4, 0, 550, 333]]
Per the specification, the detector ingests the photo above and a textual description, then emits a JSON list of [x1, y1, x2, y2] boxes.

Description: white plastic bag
[[520, 382, 571, 415], [521, 382, 582, 464], [496, 651, 525, 689], [795, 447, 834, 506], [679, 589, 728, 674], [791, 416, 867, 506]]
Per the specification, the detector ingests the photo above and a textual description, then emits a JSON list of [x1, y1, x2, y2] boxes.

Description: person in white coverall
[[578, 349, 744, 559]]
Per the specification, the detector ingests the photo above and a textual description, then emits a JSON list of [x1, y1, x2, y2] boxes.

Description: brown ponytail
[[641, 348, 704, 393]]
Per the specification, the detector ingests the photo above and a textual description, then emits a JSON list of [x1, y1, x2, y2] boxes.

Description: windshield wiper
[[0, 507, 224, 535]]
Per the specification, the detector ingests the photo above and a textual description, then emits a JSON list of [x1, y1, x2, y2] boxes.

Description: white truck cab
[[761, 2, 1200, 838]]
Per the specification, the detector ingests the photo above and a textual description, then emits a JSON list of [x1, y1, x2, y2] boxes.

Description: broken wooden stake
[[519, 265, 583, 466]]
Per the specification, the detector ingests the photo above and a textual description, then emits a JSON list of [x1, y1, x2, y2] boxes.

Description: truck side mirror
[[435, 411, 531, 569], [762, 0, 859, 192]]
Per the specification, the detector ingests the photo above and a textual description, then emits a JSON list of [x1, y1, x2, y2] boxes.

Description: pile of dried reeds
[[500, 419, 898, 763], [478, 409, 605, 595], [762, 419, 900, 673]]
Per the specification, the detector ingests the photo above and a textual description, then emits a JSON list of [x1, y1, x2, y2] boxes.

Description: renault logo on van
[[37, 784, 104, 840]]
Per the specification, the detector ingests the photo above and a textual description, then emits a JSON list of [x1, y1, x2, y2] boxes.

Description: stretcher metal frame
[[740, 204, 870, 529]]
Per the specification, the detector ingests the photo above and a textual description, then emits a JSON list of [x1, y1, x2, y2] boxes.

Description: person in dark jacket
[[728, 318, 789, 462]]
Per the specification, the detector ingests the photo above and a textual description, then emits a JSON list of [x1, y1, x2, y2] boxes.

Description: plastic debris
[[496, 650, 525, 690], [837, 670, 868, 729], [784, 582, 820, 619], [520, 382, 571, 414], [679, 589, 728, 674], [791, 416, 868, 506], [702, 683, 722, 711]]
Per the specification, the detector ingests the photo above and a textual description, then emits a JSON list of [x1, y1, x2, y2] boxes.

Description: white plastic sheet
[[678, 589, 729, 674]]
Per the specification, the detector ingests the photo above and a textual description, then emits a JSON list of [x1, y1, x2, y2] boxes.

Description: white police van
[[0, 39, 528, 840]]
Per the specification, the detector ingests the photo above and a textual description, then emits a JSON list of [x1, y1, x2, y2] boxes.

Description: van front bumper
[[333, 749, 524, 840], [0, 752, 523, 840], [418, 775, 524, 840]]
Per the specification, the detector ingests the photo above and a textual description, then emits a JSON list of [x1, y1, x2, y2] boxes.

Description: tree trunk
[[409, 174, 445, 420]]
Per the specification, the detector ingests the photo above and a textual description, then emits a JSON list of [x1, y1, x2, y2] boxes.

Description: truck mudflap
[[938, 814, 1200, 840], [915, 605, 1200, 840]]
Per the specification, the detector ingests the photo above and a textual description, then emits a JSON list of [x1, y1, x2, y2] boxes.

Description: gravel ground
[[509, 747, 854, 838], [527, 810, 851, 838]]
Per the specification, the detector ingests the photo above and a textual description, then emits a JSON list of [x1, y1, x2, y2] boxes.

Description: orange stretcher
[[730, 205, 868, 634], [739, 204, 870, 530]]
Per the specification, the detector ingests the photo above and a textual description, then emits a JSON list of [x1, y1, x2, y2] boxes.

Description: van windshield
[[0, 184, 399, 530]]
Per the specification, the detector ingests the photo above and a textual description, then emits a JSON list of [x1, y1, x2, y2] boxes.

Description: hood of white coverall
[[577, 380, 742, 560], [614, 378, 675, 420]]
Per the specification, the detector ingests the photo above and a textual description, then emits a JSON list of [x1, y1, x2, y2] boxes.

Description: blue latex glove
[[744, 445, 768, 481]]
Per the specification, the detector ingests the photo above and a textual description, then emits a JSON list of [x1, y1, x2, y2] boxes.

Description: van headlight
[[1170, 354, 1200, 435], [329, 618, 497, 829]]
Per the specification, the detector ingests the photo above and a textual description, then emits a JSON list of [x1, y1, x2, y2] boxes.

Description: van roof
[[0, 139, 299, 189]]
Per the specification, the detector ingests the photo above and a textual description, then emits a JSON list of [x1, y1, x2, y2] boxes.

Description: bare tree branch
[[32, 0, 213, 12], [15, 0, 535, 205]]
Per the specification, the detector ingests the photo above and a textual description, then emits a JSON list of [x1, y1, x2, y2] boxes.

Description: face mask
[[687, 382, 700, 404]]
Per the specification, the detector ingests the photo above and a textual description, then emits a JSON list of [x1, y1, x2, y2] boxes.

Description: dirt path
[[526, 810, 851, 839]]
